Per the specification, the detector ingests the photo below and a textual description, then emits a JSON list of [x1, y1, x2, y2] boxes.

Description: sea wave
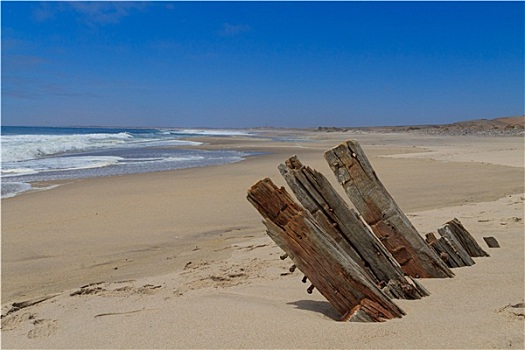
[[164, 129, 252, 136], [1, 132, 133, 162], [1, 132, 203, 163], [1, 126, 255, 199], [1, 182, 33, 199], [1, 156, 124, 177]]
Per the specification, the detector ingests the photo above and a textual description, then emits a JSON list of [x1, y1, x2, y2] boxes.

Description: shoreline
[[2, 130, 524, 348], [4, 126, 523, 200]]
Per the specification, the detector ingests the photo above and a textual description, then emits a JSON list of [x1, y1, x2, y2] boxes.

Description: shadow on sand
[[287, 300, 341, 320]]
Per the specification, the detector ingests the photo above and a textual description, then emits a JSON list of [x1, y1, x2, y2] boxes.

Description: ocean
[[1, 126, 254, 198]]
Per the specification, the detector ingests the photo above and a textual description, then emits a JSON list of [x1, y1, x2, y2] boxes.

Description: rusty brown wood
[[247, 178, 405, 322], [278, 156, 428, 299], [343, 298, 400, 322], [438, 218, 490, 257], [324, 140, 454, 278]]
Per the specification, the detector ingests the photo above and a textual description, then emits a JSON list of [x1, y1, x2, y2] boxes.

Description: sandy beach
[[2, 128, 524, 349]]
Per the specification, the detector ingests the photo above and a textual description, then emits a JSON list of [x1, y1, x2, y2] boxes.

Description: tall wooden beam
[[278, 156, 428, 299], [324, 140, 454, 278], [247, 178, 405, 322]]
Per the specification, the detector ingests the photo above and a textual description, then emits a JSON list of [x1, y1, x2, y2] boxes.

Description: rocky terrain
[[318, 116, 525, 136]]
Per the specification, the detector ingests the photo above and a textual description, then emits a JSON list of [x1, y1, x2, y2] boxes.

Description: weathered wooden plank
[[483, 236, 500, 248], [425, 232, 472, 268], [341, 298, 399, 322], [425, 233, 449, 265], [247, 178, 405, 322], [439, 218, 490, 257], [425, 233, 455, 268], [278, 156, 428, 299], [437, 225, 475, 266], [324, 140, 454, 278]]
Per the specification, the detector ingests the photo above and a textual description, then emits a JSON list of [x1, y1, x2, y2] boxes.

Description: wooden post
[[425, 233, 474, 268], [324, 140, 454, 278], [247, 178, 405, 322], [438, 219, 490, 257], [436, 226, 475, 266], [278, 156, 428, 299]]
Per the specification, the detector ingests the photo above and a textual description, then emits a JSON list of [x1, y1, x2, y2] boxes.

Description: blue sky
[[2, 1, 524, 128]]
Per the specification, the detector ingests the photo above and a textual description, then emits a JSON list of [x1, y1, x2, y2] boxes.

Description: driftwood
[[324, 140, 454, 278], [425, 233, 474, 268], [247, 178, 405, 322], [438, 219, 489, 257], [483, 236, 500, 248], [436, 226, 475, 266], [278, 156, 428, 299], [425, 233, 451, 266]]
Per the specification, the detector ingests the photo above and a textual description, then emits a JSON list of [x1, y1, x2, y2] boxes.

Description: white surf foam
[[1, 156, 124, 177], [1, 132, 133, 162], [166, 129, 252, 136]]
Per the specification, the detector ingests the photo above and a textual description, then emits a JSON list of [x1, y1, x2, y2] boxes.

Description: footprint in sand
[[27, 319, 58, 339], [1, 312, 35, 331], [500, 217, 523, 226], [498, 302, 525, 321], [70, 281, 161, 297]]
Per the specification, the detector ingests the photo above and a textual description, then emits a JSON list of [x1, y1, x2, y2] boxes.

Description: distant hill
[[493, 116, 525, 126], [430, 116, 525, 135], [317, 116, 525, 136]]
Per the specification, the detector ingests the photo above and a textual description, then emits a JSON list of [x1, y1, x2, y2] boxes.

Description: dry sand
[[1, 129, 524, 349]]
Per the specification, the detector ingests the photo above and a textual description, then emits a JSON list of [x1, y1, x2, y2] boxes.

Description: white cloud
[[32, 2, 58, 22], [68, 2, 146, 25], [32, 2, 147, 26], [220, 23, 251, 37]]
